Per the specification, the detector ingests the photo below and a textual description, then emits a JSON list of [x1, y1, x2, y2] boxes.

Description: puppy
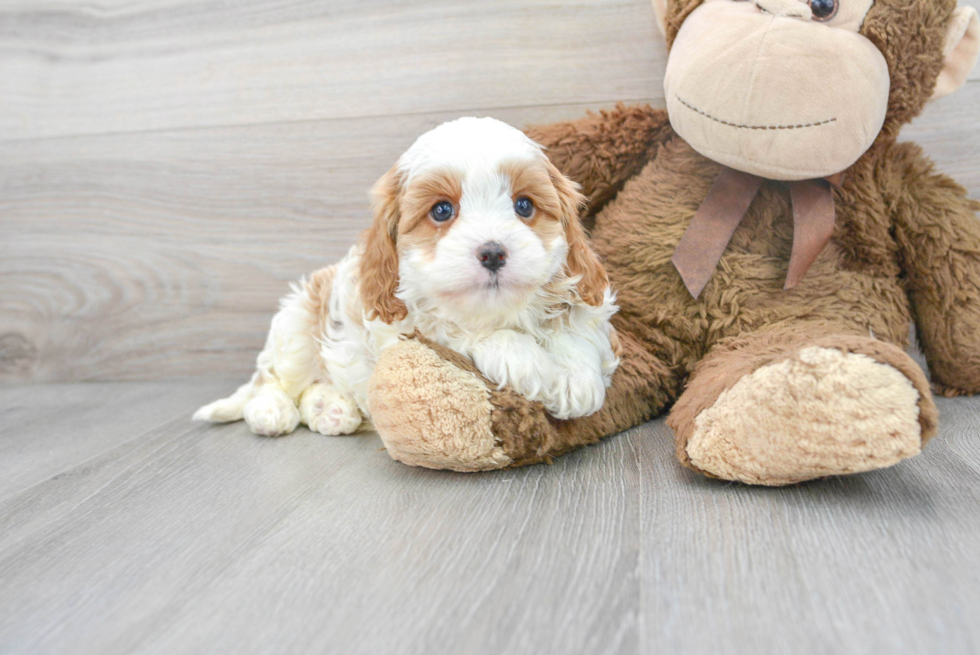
[[194, 117, 620, 437]]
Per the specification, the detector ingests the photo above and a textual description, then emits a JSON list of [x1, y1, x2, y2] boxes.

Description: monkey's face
[[664, 0, 889, 181]]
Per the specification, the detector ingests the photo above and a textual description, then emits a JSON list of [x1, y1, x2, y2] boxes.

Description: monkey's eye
[[514, 196, 535, 219], [430, 200, 455, 223], [808, 0, 838, 21]]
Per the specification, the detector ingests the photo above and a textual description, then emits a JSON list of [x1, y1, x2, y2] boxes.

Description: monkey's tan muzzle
[[664, 0, 889, 181]]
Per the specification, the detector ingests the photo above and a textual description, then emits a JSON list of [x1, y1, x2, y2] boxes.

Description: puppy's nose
[[478, 241, 507, 272]]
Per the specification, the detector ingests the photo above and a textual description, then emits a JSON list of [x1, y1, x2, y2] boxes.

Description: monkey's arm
[[526, 103, 674, 218], [888, 142, 980, 395], [368, 329, 680, 471]]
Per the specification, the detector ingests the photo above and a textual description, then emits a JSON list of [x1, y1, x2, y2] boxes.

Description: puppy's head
[[360, 117, 607, 324]]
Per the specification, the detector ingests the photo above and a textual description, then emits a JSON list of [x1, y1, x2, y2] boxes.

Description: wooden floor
[[2, 0, 980, 653], [1, 380, 979, 654]]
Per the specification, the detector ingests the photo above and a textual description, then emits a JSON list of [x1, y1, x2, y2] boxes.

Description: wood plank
[[637, 395, 980, 654], [1, 0, 974, 145], [1, 381, 978, 653], [0, 379, 237, 501], [0, 381, 641, 655], [0, 0, 664, 141]]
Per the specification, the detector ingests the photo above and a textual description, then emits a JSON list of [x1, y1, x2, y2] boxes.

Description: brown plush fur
[[525, 104, 675, 218], [499, 158, 608, 306], [371, 0, 980, 483], [884, 142, 980, 396], [862, 0, 956, 142]]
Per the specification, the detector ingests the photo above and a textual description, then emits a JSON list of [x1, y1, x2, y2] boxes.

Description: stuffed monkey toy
[[366, 0, 980, 485]]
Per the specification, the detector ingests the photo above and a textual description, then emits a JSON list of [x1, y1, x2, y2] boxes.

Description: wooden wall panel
[[0, 0, 664, 140], [1, 0, 978, 382]]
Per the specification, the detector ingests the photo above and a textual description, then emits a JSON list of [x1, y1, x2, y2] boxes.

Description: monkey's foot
[[670, 333, 938, 486]]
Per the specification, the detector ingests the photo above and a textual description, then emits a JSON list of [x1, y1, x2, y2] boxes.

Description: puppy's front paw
[[541, 333, 607, 419], [470, 330, 555, 400], [243, 389, 301, 437], [545, 371, 606, 419], [299, 384, 362, 436]]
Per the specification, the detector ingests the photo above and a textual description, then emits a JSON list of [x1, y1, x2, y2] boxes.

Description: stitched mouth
[[676, 95, 836, 131]]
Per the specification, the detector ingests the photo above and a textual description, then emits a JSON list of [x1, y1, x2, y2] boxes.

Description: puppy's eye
[[430, 200, 455, 223], [808, 0, 838, 21], [514, 196, 534, 219]]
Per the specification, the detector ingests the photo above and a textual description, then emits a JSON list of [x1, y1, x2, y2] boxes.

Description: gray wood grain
[[0, 0, 973, 145], [0, 381, 641, 655], [0, 379, 236, 500], [0, 382, 977, 654], [0, 0, 664, 141]]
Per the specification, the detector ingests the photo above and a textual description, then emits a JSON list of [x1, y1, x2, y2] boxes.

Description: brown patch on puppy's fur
[[547, 160, 609, 307], [501, 159, 565, 245], [398, 169, 463, 236], [396, 169, 464, 262], [304, 264, 338, 340], [502, 158, 608, 306], [360, 166, 409, 324]]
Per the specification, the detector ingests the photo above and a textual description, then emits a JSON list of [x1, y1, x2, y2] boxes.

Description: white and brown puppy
[[194, 117, 619, 437]]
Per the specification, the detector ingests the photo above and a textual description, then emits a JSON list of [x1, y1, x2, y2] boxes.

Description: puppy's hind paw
[[299, 384, 362, 436], [243, 390, 301, 437]]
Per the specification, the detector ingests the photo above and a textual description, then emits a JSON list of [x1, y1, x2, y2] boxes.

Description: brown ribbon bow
[[671, 166, 843, 299]]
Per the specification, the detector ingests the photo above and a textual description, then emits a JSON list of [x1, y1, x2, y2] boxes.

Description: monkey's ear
[[652, 0, 668, 36], [360, 166, 409, 324], [932, 6, 980, 100]]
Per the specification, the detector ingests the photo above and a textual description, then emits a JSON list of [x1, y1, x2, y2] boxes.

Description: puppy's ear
[[360, 166, 409, 323], [547, 161, 609, 307]]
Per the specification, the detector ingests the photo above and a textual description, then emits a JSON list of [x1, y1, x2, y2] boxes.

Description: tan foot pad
[[687, 346, 923, 485], [368, 339, 512, 472]]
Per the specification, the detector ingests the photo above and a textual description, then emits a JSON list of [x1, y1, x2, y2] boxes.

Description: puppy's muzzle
[[478, 242, 508, 273]]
